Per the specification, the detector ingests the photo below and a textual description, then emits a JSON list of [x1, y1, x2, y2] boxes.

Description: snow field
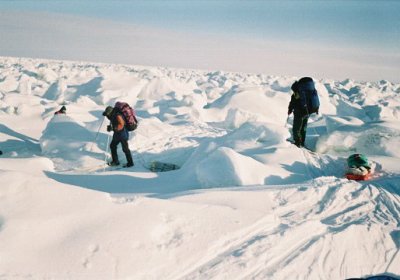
[[0, 56, 399, 279]]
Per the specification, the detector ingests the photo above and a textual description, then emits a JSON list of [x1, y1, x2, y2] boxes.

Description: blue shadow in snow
[[0, 124, 41, 157], [69, 77, 104, 98], [45, 169, 190, 197], [264, 161, 310, 185]]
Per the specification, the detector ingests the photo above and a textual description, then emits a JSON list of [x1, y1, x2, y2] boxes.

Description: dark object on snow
[[288, 77, 319, 147], [347, 274, 400, 280], [346, 153, 372, 181], [0, 150, 2, 155], [54, 105, 66, 115], [149, 161, 179, 172]]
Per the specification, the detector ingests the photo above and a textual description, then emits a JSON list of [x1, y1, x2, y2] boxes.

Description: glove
[[107, 125, 113, 132]]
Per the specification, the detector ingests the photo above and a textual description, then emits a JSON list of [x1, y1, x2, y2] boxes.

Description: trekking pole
[[103, 133, 111, 172], [90, 116, 106, 152], [284, 115, 290, 128]]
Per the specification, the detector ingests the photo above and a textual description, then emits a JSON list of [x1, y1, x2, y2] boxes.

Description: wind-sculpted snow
[[0, 56, 399, 279]]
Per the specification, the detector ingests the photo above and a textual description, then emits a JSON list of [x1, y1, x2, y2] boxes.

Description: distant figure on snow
[[54, 106, 66, 115], [102, 106, 134, 167], [288, 77, 320, 147]]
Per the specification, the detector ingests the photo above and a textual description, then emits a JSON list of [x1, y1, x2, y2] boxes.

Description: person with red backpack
[[102, 105, 134, 167], [288, 77, 320, 147]]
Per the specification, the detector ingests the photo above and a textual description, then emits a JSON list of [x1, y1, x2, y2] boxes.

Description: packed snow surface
[[0, 56, 399, 279]]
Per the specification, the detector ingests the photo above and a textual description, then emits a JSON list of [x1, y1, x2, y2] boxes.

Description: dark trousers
[[292, 114, 309, 146], [110, 139, 133, 165]]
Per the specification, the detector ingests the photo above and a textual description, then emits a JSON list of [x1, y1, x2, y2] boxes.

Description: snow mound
[[196, 146, 268, 187], [39, 114, 104, 170]]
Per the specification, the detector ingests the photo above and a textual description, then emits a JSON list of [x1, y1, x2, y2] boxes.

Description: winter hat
[[103, 106, 114, 117]]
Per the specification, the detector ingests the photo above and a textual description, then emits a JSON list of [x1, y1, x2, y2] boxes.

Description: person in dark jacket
[[288, 80, 309, 147], [54, 105, 66, 115], [102, 106, 134, 167]]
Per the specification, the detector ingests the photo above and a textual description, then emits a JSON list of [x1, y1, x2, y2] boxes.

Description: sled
[[345, 154, 372, 181], [345, 172, 372, 181]]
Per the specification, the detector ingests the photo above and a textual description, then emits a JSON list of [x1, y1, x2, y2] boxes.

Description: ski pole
[[313, 126, 319, 138], [103, 133, 111, 172], [90, 116, 106, 152]]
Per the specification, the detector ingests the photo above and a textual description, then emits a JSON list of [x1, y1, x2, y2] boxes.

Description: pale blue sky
[[1, 0, 399, 52], [0, 0, 399, 82]]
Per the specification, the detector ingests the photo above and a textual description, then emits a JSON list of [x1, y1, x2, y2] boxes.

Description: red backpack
[[114, 102, 138, 131]]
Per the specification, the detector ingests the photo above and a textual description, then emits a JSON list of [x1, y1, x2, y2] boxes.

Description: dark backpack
[[114, 101, 138, 131], [297, 77, 320, 114]]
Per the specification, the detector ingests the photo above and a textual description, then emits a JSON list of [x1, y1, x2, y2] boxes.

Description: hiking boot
[[294, 141, 302, 148], [107, 161, 120, 166], [123, 162, 134, 168]]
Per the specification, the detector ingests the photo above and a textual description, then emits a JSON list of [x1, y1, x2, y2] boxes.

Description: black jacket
[[288, 93, 307, 116]]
